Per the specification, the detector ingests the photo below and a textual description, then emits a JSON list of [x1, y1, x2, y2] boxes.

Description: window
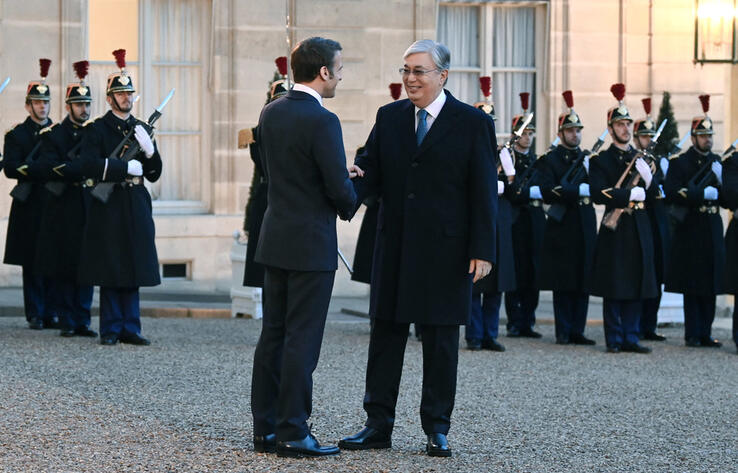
[[438, 2, 542, 136]]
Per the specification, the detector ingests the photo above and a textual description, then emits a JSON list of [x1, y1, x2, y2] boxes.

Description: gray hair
[[403, 40, 451, 71]]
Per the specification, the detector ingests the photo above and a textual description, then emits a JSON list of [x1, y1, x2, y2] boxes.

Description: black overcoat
[[507, 149, 546, 290], [588, 145, 659, 300], [663, 146, 725, 295], [3, 117, 52, 266], [537, 145, 597, 292], [77, 111, 162, 288], [351, 196, 379, 285], [354, 91, 498, 325], [242, 134, 267, 288], [720, 152, 738, 294], [647, 167, 672, 284], [34, 117, 91, 280]]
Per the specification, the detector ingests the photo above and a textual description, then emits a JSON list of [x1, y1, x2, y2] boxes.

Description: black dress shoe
[[28, 318, 44, 330], [466, 340, 482, 351], [276, 434, 339, 458], [119, 333, 151, 346], [481, 339, 505, 352], [606, 346, 620, 353], [338, 427, 391, 450], [74, 327, 98, 337], [100, 335, 118, 345], [685, 338, 701, 347], [555, 338, 570, 345], [43, 319, 61, 329], [621, 343, 652, 354], [253, 433, 276, 453], [426, 433, 452, 457], [642, 332, 667, 341], [519, 329, 543, 339], [570, 334, 596, 345], [700, 337, 722, 348], [506, 328, 521, 338], [60, 329, 76, 337]]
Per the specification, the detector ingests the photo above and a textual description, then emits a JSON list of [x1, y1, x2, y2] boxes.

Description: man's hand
[[711, 161, 722, 185], [348, 164, 364, 179], [635, 157, 653, 188], [134, 125, 155, 159], [127, 159, 143, 176], [629, 187, 646, 202], [469, 259, 492, 283], [499, 148, 515, 176], [578, 183, 590, 197], [497, 180, 505, 195]]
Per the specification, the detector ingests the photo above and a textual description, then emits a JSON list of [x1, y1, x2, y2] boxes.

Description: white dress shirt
[[293, 83, 323, 107], [414, 90, 447, 132]]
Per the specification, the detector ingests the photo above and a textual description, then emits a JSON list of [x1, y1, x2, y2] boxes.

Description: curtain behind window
[[438, 5, 480, 104]]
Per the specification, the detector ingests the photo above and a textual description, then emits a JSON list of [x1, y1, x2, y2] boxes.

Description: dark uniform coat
[[351, 196, 379, 285], [354, 91, 498, 326], [647, 164, 672, 284], [537, 145, 597, 292], [663, 146, 725, 295], [77, 111, 162, 288], [242, 133, 268, 288], [34, 117, 91, 280], [507, 149, 546, 290], [720, 152, 738, 294], [588, 145, 659, 300], [3, 117, 52, 266]]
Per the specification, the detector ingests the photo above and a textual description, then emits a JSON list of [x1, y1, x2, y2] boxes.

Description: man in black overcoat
[[588, 84, 658, 354], [722, 150, 738, 354], [35, 61, 96, 337], [3, 58, 56, 330], [663, 95, 725, 348], [537, 91, 597, 346], [250, 37, 357, 458], [339, 40, 497, 458], [77, 49, 162, 346]]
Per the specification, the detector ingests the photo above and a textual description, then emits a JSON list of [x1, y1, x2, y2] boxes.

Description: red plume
[[275, 56, 288, 76], [389, 83, 402, 100], [699, 94, 710, 114], [519, 92, 530, 111], [479, 76, 491, 98], [112, 49, 126, 69], [562, 90, 574, 109], [73, 60, 89, 81], [641, 98, 652, 115], [39, 59, 51, 79], [610, 83, 626, 102]]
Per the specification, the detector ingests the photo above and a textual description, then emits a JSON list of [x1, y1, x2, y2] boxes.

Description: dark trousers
[[251, 266, 335, 441], [53, 279, 93, 331], [504, 288, 539, 332], [22, 266, 49, 322], [363, 318, 459, 436], [552, 291, 589, 343], [733, 304, 737, 347], [99, 287, 141, 337], [683, 294, 716, 340], [640, 288, 662, 336], [603, 299, 642, 348], [466, 292, 500, 342]]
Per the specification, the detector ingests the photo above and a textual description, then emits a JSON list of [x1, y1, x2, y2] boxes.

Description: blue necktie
[[416, 109, 428, 146]]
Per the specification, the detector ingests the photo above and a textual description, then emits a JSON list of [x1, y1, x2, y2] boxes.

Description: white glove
[[497, 180, 505, 195], [583, 156, 590, 173], [630, 187, 646, 202], [704, 186, 719, 200], [134, 124, 155, 159], [635, 157, 653, 189], [711, 161, 722, 185], [499, 147, 515, 176], [660, 157, 669, 177], [127, 159, 143, 176], [529, 185, 542, 200], [578, 183, 590, 197]]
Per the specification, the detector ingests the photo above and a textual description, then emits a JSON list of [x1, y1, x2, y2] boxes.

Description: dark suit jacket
[[255, 90, 357, 272], [354, 91, 497, 325]]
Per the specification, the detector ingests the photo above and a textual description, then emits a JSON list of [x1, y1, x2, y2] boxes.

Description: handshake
[[349, 165, 364, 179]]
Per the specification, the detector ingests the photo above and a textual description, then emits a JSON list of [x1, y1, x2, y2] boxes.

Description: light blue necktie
[[416, 109, 428, 146]]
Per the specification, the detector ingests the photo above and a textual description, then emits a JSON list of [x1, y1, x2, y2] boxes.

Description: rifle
[[722, 137, 738, 157], [544, 130, 607, 222], [498, 113, 534, 176], [601, 119, 667, 231], [91, 88, 175, 203], [9, 140, 43, 202], [45, 141, 83, 197]]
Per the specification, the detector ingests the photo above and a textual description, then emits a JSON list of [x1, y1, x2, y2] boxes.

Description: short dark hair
[[291, 37, 342, 83]]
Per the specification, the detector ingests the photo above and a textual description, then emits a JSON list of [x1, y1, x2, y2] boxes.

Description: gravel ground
[[0, 315, 736, 473]]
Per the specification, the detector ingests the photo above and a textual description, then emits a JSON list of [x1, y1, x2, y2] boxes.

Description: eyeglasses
[[399, 67, 440, 78]]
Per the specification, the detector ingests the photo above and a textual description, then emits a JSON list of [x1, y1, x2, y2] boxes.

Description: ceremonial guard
[[34, 61, 96, 337], [3, 59, 56, 330], [588, 84, 658, 353], [505, 92, 544, 339], [663, 95, 725, 348], [723, 147, 738, 354], [633, 98, 670, 341], [537, 91, 597, 346], [466, 80, 514, 352], [77, 49, 163, 346]]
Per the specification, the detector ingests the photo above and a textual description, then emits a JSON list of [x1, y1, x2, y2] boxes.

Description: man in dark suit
[[339, 39, 497, 458], [250, 37, 357, 458]]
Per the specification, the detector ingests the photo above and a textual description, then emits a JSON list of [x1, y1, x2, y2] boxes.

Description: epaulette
[[5, 124, 18, 135], [40, 123, 59, 135]]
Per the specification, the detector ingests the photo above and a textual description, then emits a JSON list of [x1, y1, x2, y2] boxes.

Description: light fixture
[[694, 0, 737, 63]]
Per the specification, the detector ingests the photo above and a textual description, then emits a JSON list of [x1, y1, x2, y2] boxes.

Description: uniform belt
[[578, 197, 591, 206], [529, 199, 542, 207], [628, 201, 646, 210], [124, 176, 143, 186], [698, 205, 719, 214]]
